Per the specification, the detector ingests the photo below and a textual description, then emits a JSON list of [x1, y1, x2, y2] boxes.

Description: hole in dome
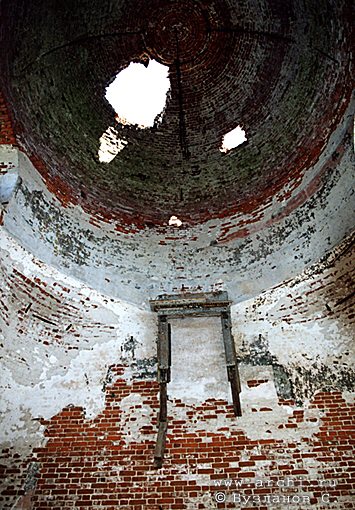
[[98, 59, 170, 163], [106, 60, 170, 128], [169, 216, 182, 227], [220, 125, 247, 153], [98, 127, 128, 163]]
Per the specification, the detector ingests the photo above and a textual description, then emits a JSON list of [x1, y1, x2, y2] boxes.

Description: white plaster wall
[[0, 225, 354, 459], [231, 242, 354, 372], [0, 228, 156, 456], [0, 145, 19, 203], [169, 317, 228, 402]]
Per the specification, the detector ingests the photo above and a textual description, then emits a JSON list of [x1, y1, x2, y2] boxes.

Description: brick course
[[1, 369, 353, 509]]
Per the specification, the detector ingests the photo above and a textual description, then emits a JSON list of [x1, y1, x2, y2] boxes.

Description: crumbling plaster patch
[[119, 393, 154, 444], [0, 144, 19, 204], [232, 307, 352, 371], [0, 228, 156, 455], [342, 391, 355, 405], [167, 365, 324, 443], [229, 235, 355, 402]]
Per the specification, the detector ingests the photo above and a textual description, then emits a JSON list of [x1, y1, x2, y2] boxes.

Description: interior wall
[[0, 227, 353, 509]]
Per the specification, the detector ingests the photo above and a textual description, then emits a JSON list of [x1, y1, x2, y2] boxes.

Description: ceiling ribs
[[174, 29, 190, 160]]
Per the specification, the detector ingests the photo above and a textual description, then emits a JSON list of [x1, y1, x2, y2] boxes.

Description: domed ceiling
[[1, 0, 353, 228], [0, 0, 354, 306]]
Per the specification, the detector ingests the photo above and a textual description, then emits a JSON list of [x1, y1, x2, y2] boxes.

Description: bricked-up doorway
[[150, 291, 241, 467]]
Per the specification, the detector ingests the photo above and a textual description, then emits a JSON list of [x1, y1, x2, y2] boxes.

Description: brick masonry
[[0, 227, 354, 509], [1, 370, 354, 509], [0, 92, 16, 146]]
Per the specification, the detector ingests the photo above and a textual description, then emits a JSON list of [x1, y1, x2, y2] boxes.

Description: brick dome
[[1, 0, 353, 228], [0, 0, 353, 306]]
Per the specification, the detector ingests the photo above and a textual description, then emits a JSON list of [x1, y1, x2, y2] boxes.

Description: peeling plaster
[[119, 393, 154, 444], [167, 365, 323, 442], [0, 228, 156, 456]]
